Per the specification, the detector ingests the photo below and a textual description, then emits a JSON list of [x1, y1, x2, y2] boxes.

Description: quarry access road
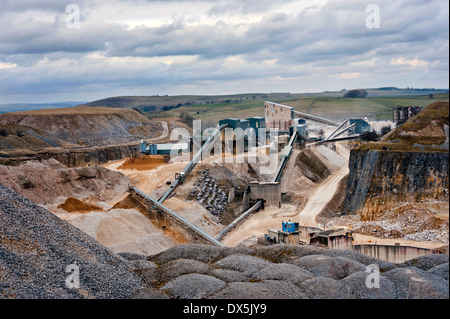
[[297, 164, 349, 228], [221, 162, 350, 247], [148, 121, 169, 142]]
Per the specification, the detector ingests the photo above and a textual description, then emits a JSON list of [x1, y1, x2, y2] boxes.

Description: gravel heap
[[0, 182, 143, 299], [129, 244, 449, 299], [189, 170, 228, 219], [1, 181, 448, 299]]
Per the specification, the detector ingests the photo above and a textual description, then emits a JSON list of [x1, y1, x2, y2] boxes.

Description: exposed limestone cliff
[[344, 150, 449, 220], [0, 143, 140, 167], [0, 107, 162, 148], [343, 101, 449, 221]]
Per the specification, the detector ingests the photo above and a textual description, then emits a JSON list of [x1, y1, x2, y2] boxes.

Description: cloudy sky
[[0, 0, 448, 103]]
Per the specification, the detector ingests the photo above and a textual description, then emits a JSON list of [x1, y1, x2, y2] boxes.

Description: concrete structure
[[129, 187, 225, 247], [289, 124, 308, 139], [309, 229, 354, 251], [246, 117, 266, 135], [265, 221, 301, 244], [347, 119, 372, 135], [140, 140, 189, 155], [354, 244, 444, 264], [394, 106, 422, 127], [265, 101, 295, 131], [219, 117, 267, 148], [219, 118, 251, 131], [246, 181, 281, 208]]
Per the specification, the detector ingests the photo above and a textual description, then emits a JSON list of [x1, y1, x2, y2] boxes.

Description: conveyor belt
[[158, 124, 229, 203], [130, 187, 225, 247]]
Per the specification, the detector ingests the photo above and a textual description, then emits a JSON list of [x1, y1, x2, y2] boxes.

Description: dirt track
[[221, 143, 351, 247], [297, 164, 349, 228]]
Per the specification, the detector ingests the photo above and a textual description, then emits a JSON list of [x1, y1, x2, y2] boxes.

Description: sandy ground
[[64, 208, 178, 255], [104, 154, 226, 237], [104, 157, 186, 197], [297, 164, 350, 228], [222, 144, 350, 247]]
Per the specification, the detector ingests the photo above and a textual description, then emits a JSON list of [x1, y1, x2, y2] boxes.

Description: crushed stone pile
[[0, 182, 143, 299], [129, 244, 449, 299], [1, 181, 448, 299], [190, 170, 228, 219]]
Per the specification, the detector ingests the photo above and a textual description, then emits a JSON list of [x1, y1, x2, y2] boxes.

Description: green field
[[151, 93, 448, 125], [77, 89, 448, 125]]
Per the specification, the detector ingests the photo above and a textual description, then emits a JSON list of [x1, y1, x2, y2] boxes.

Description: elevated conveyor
[[216, 131, 299, 242], [158, 124, 229, 203], [130, 187, 225, 247], [292, 110, 340, 127], [271, 131, 298, 183]]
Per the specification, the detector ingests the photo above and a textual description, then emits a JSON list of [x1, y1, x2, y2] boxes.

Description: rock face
[[343, 101, 449, 220], [0, 143, 141, 167], [0, 107, 161, 148], [0, 106, 160, 167], [344, 150, 449, 220]]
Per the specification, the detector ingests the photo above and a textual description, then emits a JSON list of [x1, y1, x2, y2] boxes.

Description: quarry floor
[[101, 142, 448, 252], [1, 137, 446, 257]]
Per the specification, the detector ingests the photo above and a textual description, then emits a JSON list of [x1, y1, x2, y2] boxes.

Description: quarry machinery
[[265, 221, 301, 245], [158, 123, 230, 203]]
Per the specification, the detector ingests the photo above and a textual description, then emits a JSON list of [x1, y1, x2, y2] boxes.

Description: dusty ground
[[222, 144, 350, 246], [0, 158, 182, 256], [117, 155, 167, 171]]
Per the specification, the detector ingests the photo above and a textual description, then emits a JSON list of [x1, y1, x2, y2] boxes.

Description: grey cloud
[[0, 0, 447, 103]]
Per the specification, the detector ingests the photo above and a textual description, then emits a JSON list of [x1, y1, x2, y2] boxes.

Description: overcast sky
[[0, 0, 448, 103]]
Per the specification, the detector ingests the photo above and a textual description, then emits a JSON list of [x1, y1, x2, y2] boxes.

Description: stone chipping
[[1, 182, 449, 299]]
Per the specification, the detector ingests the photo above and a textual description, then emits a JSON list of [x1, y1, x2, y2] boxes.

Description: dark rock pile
[[1, 181, 448, 300], [129, 244, 449, 299], [190, 170, 228, 218], [0, 182, 143, 299]]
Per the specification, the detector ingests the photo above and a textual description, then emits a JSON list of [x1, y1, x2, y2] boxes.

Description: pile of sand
[[67, 208, 179, 256], [117, 155, 166, 171], [58, 197, 104, 213]]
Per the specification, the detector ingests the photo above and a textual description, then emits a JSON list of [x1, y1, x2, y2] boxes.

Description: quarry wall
[[0, 144, 140, 167], [343, 149, 449, 221]]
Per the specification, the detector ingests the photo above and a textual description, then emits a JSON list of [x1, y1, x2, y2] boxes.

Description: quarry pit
[[0, 102, 448, 263]]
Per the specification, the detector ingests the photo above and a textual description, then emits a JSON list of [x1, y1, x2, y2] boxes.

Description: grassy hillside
[[153, 94, 448, 125], [74, 89, 448, 126]]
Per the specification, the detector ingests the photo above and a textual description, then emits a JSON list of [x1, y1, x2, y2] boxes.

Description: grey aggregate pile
[[131, 243, 449, 299], [1, 182, 449, 299], [0, 182, 143, 299]]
